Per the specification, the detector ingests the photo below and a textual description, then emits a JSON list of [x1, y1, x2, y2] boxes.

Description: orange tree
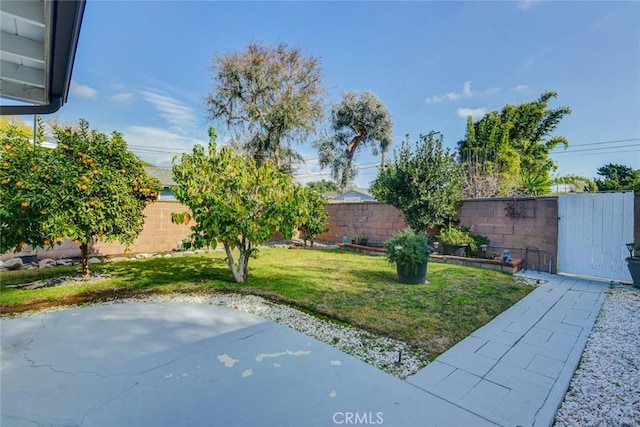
[[0, 119, 161, 276]]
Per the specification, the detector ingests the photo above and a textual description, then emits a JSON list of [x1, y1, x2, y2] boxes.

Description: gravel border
[[554, 284, 640, 426], [2, 292, 429, 379]]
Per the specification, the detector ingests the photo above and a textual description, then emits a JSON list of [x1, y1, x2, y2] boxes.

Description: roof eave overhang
[[0, 0, 85, 115]]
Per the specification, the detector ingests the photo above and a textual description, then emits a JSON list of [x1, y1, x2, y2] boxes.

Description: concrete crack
[[79, 379, 141, 426]]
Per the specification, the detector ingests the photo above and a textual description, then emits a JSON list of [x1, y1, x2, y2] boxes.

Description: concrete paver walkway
[[407, 272, 609, 426], [1, 273, 609, 427]]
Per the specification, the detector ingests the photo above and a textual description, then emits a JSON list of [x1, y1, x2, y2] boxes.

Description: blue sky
[[49, 0, 640, 188]]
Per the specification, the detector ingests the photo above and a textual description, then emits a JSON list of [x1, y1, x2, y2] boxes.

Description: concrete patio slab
[[407, 272, 609, 427], [1, 302, 495, 427]]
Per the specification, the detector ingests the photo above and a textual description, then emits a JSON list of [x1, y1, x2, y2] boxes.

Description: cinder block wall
[[456, 197, 559, 272], [1, 239, 83, 262], [1, 201, 192, 261], [316, 202, 406, 245], [92, 201, 192, 256]]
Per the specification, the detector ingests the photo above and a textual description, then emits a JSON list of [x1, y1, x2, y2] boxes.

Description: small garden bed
[[340, 243, 523, 274], [429, 254, 522, 274]]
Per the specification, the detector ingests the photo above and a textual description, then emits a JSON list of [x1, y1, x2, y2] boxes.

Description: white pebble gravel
[[554, 285, 640, 427], [4, 292, 429, 379]]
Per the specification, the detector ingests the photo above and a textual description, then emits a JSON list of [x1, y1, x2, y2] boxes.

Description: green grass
[[0, 248, 533, 359]]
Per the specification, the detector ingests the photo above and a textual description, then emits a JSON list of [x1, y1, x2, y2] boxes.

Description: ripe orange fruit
[[21, 201, 28, 207], [44, 239, 50, 245], [73, 239, 80, 244], [89, 200, 96, 207], [2, 162, 8, 167], [92, 169, 99, 175], [98, 230, 104, 236], [120, 168, 126, 174], [80, 184, 88, 191], [78, 152, 84, 157], [16, 181, 23, 187], [55, 237, 62, 243], [82, 175, 90, 183], [3, 144, 11, 150], [1, 178, 9, 185]]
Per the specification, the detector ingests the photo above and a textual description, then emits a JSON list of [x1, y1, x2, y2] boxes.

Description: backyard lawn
[[0, 248, 533, 360]]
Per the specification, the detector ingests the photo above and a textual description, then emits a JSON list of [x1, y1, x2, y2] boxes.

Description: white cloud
[[111, 92, 134, 103], [426, 81, 500, 104], [513, 84, 529, 92], [123, 125, 207, 167], [137, 90, 199, 132], [70, 81, 98, 98], [462, 82, 472, 97], [445, 92, 460, 101], [457, 108, 487, 120], [517, 0, 540, 10]]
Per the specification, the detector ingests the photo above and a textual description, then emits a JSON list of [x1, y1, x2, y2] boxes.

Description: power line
[[551, 142, 640, 155], [550, 137, 640, 152], [554, 148, 640, 157]]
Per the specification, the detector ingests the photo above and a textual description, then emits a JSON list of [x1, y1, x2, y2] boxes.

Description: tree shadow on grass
[[94, 255, 237, 290]]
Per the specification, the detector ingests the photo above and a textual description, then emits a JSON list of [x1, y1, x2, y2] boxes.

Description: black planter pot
[[442, 243, 468, 257], [626, 257, 640, 289], [396, 261, 428, 284]]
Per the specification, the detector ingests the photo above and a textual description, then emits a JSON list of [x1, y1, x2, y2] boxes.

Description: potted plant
[[437, 225, 473, 256], [625, 242, 640, 288], [384, 228, 433, 284]]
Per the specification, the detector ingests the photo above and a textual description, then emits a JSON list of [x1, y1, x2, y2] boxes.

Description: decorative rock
[[0, 260, 3, 267], [0, 267, 7, 272], [135, 253, 153, 259], [38, 258, 57, 269], [181, 250, 195, 256], [4, 258, 23, 270], [56, 259, 74, 266], [88, 257, 102, 264], [194, 249, 206, 254], [163, 254, 173, 258]]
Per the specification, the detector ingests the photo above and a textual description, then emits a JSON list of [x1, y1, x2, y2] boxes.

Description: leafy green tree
[[206, 42, 325, 173], [305, 179, 338, 193], [594, 163, 640, 191], [314, 91, 393, 190], [0, 119, 161, 277], [552, 174, 597, 193], [171, 130, 301, 283], [458, 91, 571, 196], [296, 187, 329, 247], [371, 132, 463, 234]]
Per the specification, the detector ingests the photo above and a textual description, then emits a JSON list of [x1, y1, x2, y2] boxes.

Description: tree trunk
[[340, 149, 355, 190], [80, 243, 90, 278], [223, 243, 245, 283]]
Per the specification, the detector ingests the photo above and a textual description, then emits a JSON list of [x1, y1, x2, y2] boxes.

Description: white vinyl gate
[[557, 192, 634, 282]]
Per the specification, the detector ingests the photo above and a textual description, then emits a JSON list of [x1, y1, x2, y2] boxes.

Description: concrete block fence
[[3, 195, 639, 274], [0, 201, 193, 261]]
